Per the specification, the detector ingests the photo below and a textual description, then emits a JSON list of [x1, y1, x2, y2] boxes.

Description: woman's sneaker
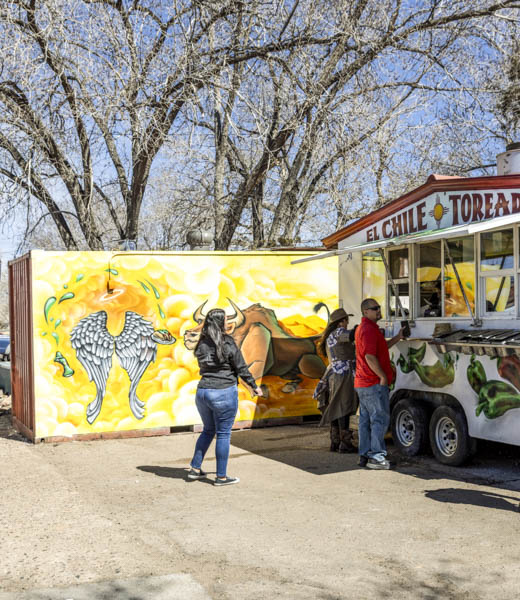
[[214, 476, 240, 486], [187, 468, 207, 480]]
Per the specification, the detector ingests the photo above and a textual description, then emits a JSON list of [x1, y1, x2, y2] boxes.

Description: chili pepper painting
[[476, 380, 520, 419], [397, 343, 455, 388], [497, 355, 520, 392], [466, 354, 520, 419], [467, 355, 487, 394]]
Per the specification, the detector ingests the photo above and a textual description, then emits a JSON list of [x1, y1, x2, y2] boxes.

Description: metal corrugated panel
[[8, 253, 35, 438]]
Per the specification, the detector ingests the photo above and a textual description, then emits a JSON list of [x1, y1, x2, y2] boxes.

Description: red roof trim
[[322, 173, 520, 249]]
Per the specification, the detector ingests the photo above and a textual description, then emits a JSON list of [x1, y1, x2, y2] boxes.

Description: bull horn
[[226, 298, 245, 328], [193, 300, 208, 324]]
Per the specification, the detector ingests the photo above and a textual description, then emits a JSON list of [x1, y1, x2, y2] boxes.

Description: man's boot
[[338, 427, 357, 453], [330, 420, 340, 452]]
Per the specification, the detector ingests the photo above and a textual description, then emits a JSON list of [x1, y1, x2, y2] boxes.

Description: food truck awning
[[292, 211, 520, 265], [467, 211, 520, 234], [291, 223, 470, 264]]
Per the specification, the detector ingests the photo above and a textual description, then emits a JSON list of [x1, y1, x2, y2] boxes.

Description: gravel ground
[[1, 413, 520, 599]]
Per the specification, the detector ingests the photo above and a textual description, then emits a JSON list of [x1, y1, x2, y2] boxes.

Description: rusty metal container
[[9, 253, 35, 440]]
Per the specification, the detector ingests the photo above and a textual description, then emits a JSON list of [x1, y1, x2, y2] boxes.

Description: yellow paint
[[433, 203, 444, 221], [31, 251, 338, 438]]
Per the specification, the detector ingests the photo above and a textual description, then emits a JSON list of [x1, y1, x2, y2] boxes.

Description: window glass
[[484, 276, 515, 313], [389, 282, 409, 318], [444, 236, 475, 317], [480, 229, 514, 271], [362, 251, 386, 318], [417, 241, 441, 317], [388, 248, 409, 279]]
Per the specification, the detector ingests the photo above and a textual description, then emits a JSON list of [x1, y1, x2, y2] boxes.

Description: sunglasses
[[366, 305, 381, 311]]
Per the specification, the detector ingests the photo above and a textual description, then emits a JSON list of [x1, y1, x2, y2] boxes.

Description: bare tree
[[0, 0, 347, 250], [1, 1, 518, 253], [200, 1, 518, 249]]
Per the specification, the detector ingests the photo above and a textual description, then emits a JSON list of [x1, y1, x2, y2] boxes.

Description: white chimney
[[497, 143, 520, 175]]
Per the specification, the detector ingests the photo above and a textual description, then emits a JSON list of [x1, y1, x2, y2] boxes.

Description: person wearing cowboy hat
[[317, 307, 358, 453]]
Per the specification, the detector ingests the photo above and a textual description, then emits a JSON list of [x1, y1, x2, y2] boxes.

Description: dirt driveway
[[1, 421, 519, 599]]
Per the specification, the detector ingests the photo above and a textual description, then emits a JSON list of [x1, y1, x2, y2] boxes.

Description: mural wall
[[32, 251, 338, 438]]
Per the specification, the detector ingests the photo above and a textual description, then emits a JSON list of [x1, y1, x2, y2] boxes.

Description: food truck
[[295, 144, 520, 465]]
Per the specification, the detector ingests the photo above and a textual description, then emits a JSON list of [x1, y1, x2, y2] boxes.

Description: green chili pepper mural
[[397, 354, 414, 373], [467, 355, 487, 394], [398, 343, 454, 387], [408, 344, 427, 363], [466, 355, 520, 419], [476, 380, 520, 419]]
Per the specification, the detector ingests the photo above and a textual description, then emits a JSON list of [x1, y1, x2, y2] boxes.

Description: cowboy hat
[[329, 307, 354, 323]]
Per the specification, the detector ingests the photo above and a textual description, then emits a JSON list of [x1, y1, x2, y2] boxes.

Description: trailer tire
[[429, 405, 475, 466], [391, 398, 429, 457]]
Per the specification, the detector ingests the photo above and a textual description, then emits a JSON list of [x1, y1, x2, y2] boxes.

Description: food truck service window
[[480, 228, 515, 315], [416, 241, 441, 318], [444, 236, 475, 318], [362, 251, 386, 318], [387, 247, 409, 318], [414, 236, 475, 319]]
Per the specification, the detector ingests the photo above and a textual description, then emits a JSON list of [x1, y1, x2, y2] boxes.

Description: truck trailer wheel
[[429, 405, 475, 466], [391, 398, 428, 457]]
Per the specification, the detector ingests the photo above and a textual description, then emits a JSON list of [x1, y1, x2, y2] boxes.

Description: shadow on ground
[[0, 574, 209, 600], [424, 487, 520, 512], [228, 424, 520, 493], [230, 422, 362, 476], [136, 465, 215, 485], [368, 556, 504, 600], [0, 410, 28, 443]]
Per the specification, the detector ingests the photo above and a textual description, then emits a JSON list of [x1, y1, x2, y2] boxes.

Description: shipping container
[[9, 250, 338, 442]]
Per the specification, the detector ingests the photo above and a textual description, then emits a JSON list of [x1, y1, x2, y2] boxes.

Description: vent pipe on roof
[[496, 142, 520, 175], [186, 229, 213, 250]]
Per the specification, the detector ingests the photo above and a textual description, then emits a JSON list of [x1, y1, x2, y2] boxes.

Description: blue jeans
[[190, 385, 238, 478], [355, 384, 390, 462]]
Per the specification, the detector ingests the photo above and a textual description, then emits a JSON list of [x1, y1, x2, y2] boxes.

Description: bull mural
[[184, 299, 327, 394]]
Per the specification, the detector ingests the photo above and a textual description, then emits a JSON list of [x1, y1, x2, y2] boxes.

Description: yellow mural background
[[31, 251, 338, 438]]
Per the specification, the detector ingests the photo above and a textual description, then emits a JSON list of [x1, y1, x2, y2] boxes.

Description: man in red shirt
[[355, 298, 403, 469]]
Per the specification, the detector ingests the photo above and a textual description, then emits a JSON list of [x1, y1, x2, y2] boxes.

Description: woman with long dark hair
[[317, 307, 358, 453], [188, 308, 263, 486]]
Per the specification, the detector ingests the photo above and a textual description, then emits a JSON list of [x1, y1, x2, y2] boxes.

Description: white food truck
[[296, 144, 520, 465]]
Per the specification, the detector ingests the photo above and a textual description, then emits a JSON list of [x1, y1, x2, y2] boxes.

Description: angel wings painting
[[70, 311, 176, 424]]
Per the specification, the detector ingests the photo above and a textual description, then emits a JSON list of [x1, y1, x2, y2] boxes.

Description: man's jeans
[[190, 385, 238, 478], [355, 384, 390, 462]]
